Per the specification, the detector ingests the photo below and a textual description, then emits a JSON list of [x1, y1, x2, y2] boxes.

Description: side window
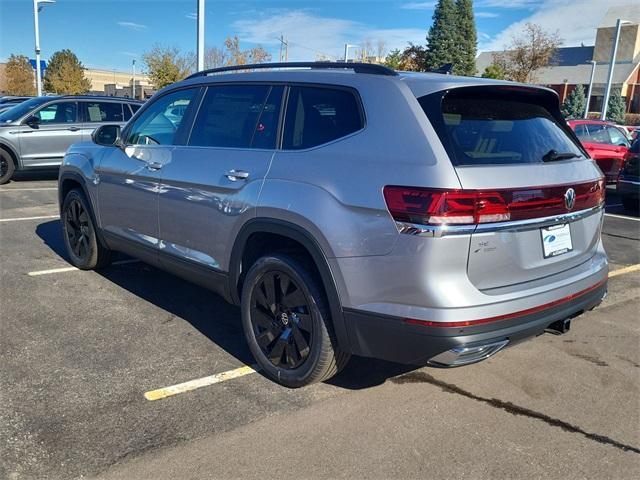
[[123, 104, 133, 121], [586, 124, 609, 144], [189, 85, 281, 149], [34, 101, 78, 124], [84, 102, 124, 123], [126, 89, 197, 146], [283, 86, 363, 150], [607, 126, 629, 147], [130, 104, 141, 114]]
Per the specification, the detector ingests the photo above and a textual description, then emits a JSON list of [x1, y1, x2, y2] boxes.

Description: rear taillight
[[383, 180, 605, 226]]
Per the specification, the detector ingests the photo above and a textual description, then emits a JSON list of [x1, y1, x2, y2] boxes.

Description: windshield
[[419, 88, 585, 166], [0, 97, 52, 123]]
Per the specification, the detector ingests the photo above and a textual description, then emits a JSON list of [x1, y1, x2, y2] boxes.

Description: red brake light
[[383, 180, 604, 226]]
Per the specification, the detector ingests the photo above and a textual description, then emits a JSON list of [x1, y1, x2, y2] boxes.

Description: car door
[[96, 87, 200, 263], [18, 100, 82, 167], [80, 100, 128, 142], [158, 84, 283, 275]]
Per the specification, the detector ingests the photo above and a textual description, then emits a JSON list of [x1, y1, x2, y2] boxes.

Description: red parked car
[[568, 120, 631, 183]]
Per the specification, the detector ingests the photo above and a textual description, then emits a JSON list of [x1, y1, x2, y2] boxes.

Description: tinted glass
[[126, 89, 197, 146], [130, 104, 141, 113], [421, 92, 583, 165], [607, 126, 629, 146], [84, 102, 125, 123], [123, 104, 133, 121], [0, 97, 49, 123], [34, 101, 78, 124], [283, 86, 363, 150], [189, 85, 279, 149]]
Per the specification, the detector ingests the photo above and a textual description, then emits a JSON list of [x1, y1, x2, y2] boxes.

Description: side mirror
[[92, 124, 122, 147], [25, 115, 40, 129]]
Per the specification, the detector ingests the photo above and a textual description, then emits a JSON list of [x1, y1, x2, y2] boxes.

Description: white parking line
[[28, 259, 139, 276], [0, 215, 59, 223], [604, 213, 640, 222], [144, 365, 258, 401], [0, 188, 58, 192]]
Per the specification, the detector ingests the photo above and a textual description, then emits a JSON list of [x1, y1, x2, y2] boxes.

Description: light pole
[[584, 60, 597, 119], [197, 0, 205, 71], [32, 0, 55, 96], [132, 59, 136, 100], [601, 18, 631, 121], [343, 44, 357, 63]]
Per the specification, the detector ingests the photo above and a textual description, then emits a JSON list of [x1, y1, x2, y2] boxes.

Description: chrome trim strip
[[428, 339, 509, 367], [395, 205, 603, 238], [618, 179, 640, 186]]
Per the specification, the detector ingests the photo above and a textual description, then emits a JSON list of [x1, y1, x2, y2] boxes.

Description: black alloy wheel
[[64, 198, 91, 260], [250, 271, 313, 369], [0, 149, 15, 184], [61, 188, 111, 270]]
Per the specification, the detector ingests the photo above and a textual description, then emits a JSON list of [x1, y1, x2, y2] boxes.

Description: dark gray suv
[[57, 63, 608, 387], [0, 95, 142, 184]]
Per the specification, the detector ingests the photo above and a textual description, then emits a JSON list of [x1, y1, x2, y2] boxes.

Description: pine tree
[[43, 49, 91, 94], [425, 0, 458, 72], [2, 54, 36, 95], [455, 0, 477, 76], [561, 84, 586, 119], [606, 90, 626, 125]]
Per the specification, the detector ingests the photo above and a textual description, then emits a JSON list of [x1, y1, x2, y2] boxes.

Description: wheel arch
[[0, 141, 20, 169], [229, 218, 351, 352], [59, 171, 108, 249]]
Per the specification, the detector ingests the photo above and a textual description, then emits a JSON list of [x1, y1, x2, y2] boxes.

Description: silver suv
[[0, 95, 142, 184], [58, 63, 608, 387]]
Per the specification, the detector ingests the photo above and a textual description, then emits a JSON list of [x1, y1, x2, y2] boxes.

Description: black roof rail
[[185, 61, 398, 80]]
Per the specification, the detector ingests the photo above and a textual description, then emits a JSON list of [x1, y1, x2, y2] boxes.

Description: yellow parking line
[[610, 264, 640, 278], [27, 259, 139, 276], [0, 215, 59, 223], [144, 365, 258, 401]]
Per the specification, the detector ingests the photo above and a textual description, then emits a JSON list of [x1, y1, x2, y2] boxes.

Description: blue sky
[[0, 0, 629, 72]]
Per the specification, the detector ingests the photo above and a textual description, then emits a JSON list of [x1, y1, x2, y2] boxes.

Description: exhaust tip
[[428, 339, 509, 367]]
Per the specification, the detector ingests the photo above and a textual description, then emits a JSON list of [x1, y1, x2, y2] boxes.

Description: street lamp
[[601, 18, 632, 121], [132, 59, 136, 100], [33, 0, 55, 96], [197, 0, 205, 71], [344, 44, 358, 63], [584, 60, 597, 119]]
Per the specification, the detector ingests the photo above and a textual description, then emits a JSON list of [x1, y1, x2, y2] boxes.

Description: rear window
[[420, 89, 584, 166]]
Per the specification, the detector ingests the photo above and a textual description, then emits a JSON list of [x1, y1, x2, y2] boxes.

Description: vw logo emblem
[[564, 188, 576, 210], [280, 312, 289, 326]]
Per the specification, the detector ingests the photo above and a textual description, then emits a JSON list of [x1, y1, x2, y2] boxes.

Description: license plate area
[[541, 223, 573, 258]]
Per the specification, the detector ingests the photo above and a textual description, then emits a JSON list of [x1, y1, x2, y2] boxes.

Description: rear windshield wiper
[[542, 150, 581, 162]]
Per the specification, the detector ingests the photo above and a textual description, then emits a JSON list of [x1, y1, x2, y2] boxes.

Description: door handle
[[146, 161, 163, 171], [225, 169, 250, 181], [67, 127, 80, 132]]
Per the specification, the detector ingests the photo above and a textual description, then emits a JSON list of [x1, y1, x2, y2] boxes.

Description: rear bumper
[[344, 279, 607, 366]]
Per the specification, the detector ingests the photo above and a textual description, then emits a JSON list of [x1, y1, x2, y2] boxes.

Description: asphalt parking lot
[[1, 175, 639, 480]]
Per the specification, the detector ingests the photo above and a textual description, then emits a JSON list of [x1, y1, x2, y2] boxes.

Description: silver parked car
[[0, 95, 142, 184], [58, 62, 608, 387]]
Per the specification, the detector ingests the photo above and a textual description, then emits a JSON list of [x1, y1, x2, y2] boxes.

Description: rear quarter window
[[283, 86, 363, 150], [420, 88, 584, 166]]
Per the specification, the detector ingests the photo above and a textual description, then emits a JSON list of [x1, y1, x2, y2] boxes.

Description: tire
[[0, 149, 15, 185], [241, 254, 350, 388], [621, 196, 639, 213], [61, 188, 112, 270]]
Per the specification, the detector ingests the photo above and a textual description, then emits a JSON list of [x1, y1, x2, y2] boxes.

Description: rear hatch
[[419, 85, 605, 290]]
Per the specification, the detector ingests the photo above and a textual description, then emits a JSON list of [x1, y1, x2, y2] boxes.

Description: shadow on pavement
[[35, 219, 420, 390]]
